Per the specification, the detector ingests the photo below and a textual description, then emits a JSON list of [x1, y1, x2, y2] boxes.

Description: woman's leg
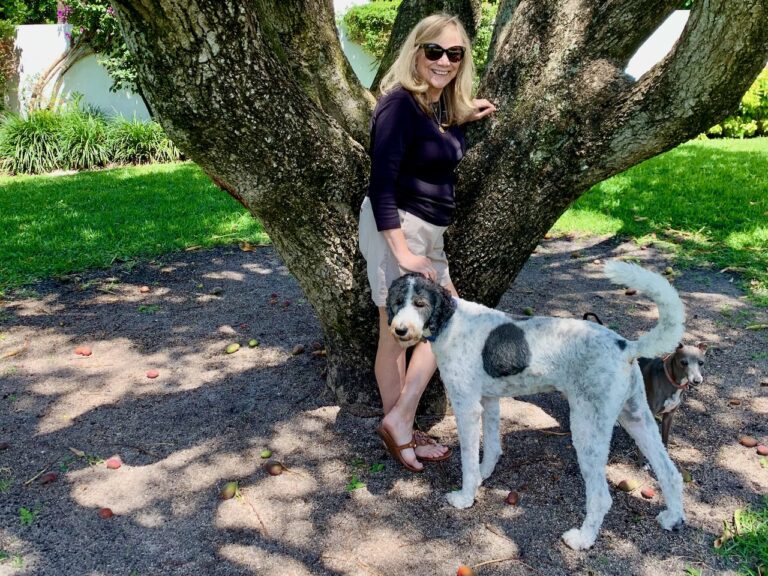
[[376, 308, 449, 470]]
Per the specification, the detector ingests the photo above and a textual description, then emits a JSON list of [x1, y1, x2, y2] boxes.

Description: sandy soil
[[1, 236, 766, 576]]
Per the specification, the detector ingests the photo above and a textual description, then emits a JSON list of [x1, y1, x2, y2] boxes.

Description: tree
[[108, 0, 768, 407]]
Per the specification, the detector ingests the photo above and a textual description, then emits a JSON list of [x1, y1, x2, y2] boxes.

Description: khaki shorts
[[358, 196, 451, 307]]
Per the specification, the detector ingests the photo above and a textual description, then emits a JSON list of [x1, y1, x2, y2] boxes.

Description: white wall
[[8, 24, 149, 119]]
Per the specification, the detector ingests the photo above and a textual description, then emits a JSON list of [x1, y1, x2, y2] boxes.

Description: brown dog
[[638, 343, 706, 445], [583, 313, 706, 445]]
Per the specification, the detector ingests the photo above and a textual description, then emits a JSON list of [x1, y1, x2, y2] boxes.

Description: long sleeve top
[[367, 87, 466, 231]]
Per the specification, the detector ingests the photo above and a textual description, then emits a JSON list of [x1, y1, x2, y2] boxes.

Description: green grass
[[553, 138, 768, 304], [0, 162, 268, 292], [716, 497, 768, 575]]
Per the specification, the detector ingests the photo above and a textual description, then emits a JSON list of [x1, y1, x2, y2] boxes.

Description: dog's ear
[[427, 283, 455, 337], [697, 342, 708, 353]]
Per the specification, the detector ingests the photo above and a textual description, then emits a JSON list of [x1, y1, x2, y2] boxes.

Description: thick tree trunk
[[111, 0, 768, 406]]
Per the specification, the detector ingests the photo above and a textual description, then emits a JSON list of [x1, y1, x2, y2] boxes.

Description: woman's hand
[[397, 252, 437, 282], [466, 98, 497, 123]]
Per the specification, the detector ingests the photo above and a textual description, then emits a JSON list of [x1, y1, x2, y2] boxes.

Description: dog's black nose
[[394, 327, 408, 337]]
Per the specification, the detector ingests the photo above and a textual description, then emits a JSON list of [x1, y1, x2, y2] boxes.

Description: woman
[[358, 13, 496, 472]]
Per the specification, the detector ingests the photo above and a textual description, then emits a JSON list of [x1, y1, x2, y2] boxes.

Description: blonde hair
[[379, 13, 475, 126]]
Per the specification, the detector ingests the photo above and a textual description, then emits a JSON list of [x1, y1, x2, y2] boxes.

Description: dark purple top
[[368, 87, 466, 231]]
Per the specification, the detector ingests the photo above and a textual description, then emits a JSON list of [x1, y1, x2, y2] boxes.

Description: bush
[[707, 69, 768, 139], [59, 108, 110, 170], [0, 110, 63, 174], [342, 0, 400, 61], [107, 116, 180, 164], [0, 104, 180, 175]]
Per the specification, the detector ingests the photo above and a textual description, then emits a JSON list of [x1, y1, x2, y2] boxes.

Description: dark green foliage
[[0, 0, 56, 24], [342, 0, 400, 61]]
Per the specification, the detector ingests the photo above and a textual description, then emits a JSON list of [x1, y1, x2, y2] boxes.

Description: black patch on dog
[[616, 339, 627, 350], [482, 323, 530, 378]]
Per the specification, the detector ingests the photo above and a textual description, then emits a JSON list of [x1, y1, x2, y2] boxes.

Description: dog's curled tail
[[604, 260, 685, 359]]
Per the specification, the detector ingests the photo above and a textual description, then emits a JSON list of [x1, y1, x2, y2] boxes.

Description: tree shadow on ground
[[0, 240, 766, 575]]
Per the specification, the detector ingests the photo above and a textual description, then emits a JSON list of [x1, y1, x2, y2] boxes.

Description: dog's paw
[[561, 528, 596, 551], [656, 510, 685, 531], [479, 461, 497, 480], [446, 491, 475, 509]]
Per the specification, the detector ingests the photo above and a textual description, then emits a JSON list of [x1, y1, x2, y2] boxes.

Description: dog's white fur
[[387, 261, 686, 550]]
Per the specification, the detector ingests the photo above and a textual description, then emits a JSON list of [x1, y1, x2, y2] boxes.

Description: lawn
[[553, 137, 768, 304], [1, 138, 766, 303], [0, 162, 268, 292]]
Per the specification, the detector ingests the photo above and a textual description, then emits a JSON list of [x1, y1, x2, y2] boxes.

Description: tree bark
[[110, 0, 768, 406]]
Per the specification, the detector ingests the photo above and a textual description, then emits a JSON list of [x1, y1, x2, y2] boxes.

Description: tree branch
[[595, 0, 768, 182]]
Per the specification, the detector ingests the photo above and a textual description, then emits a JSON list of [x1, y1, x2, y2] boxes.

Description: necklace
[[431, 97, 446, 134]]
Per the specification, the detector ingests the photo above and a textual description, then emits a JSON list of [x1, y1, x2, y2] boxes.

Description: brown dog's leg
[[661, 408, 676, 446]]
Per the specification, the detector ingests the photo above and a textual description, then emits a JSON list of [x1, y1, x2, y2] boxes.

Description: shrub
[[342, 0, 400, 61], [0, 109, 63, 174], [707, 69, 768, 139], [59, 107, 110, 170], [0, 103, 180, 174], [107, 116, 180, 164]]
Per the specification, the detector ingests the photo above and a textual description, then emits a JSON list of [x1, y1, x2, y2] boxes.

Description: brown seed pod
[[740, 436, 759, 448], [264, 460, 284, 476], [504, 491, 520, 505], [98, 508, 114, 519]]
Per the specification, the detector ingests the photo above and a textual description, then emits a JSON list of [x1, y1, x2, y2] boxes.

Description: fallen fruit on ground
[[74, 346, 92, 356], [146, 370, 159, 379], [40, 472, 58, 484], [291, 344, 305, 355], [225, 343, 240, 354], [505, 491, 520, 505], [757, 445, 768, 456], [98, 508, 114, 519], [105, 456, 122, 470], [260, 449, 272, 459], [641, 487, 655, 499], [219, 481, 239, 500], [617, 479, 638, 492], [139, 286, 150, 293], [739, 436, 758, 448], [264, 460, 284, 476], [522, 307, 534, 316], [248, 339, 259, 348], [456, 565, 476, 576], [681, 469, 693, 483], [625, 288, 637, 296]]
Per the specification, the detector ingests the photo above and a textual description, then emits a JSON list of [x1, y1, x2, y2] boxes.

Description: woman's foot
[[413, 429, 451, 462], [379, 413, 423, 471]]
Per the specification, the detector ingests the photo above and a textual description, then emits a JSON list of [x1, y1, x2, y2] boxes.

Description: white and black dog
[[386, 261, 685, 550]]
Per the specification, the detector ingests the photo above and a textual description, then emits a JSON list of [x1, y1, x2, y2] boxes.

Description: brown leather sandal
[[376, 424, 423, 473], [413, 429, 452, 462]]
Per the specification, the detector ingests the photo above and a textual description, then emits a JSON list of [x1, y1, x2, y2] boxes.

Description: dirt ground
[[1, 236, 767, 576]]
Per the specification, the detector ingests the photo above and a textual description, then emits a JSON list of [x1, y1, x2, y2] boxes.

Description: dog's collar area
[[422, 297, 458, 343], [662, 354, 689, 390]]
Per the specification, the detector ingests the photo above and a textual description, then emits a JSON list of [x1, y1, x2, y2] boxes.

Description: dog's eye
[[681, 360, 688, 366], [413, 299, 427, 308], [698, 360, 704, 366]]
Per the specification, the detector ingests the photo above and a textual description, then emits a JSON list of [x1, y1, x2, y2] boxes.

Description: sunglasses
[[420, 43, 465, 63]]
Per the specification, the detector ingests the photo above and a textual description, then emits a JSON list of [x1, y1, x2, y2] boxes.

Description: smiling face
[[415, 24, 464, 102]]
